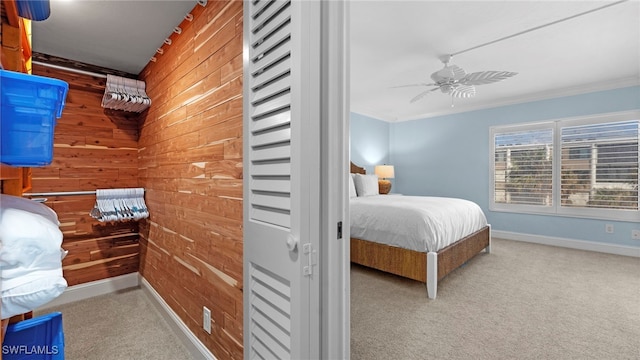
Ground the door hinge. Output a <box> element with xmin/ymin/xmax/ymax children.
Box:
<box><xmin>337</xmin><ymin>221</ymin><xmax>343</xmax><ymax>239</ymax></box>
<box><xmin>303</xmin><ymin>243</ymin><xmax>316</xmax><ymax>277</ymax></box>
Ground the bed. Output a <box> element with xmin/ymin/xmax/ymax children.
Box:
<box><xmin>349</xmin><ymin>162</ymin><xmax>491</xmax><ymax>299</ymax></box>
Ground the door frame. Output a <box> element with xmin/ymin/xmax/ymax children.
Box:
<box><xmin>319</xmin><ymin>0</ymin><xmax>350</xmax><ymax>359</ymax></box>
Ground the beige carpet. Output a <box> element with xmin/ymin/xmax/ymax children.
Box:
<box><xmin>351</xmin><ymin>238</ymin><xmax>640</xmax><ymax>360</ymax></box>
<box><xmin>36</xmin><ymin>288</ymin><xmax>192</xmax><ymax>360</ymax></box>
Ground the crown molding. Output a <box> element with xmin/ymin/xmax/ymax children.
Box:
<box><xmin>356</xmin><ymin>78</ymin><xmax>640</xmax><ymax>123</ymax></box>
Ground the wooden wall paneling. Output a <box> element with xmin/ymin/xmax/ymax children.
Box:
<box><xmin>1</xmin><ymin>19</ymin><xmax>22</xmax><ymax>71</ymax></box>
<box><xmin>29</xmin><ymin>63</ymin><xmax>141</xmax><ymax>286</ymax></box>
<box><xmin>137</xmin><ymin>1</ymin><xmax>244</xmax><ymax>358</ymax></box>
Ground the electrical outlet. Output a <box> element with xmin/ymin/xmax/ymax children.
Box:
<box><xmin>203</xmin><ymin>306</ymin><xmax>211</xmax><ymax>334</ymax></box>
<box><xmin>632</xmin><ymin>230</ymin><xmax>640</xmax><ymax>240</ymax></box>
<box><xmin>605</xmin><ymin>224</ymin><xmax>614</xmax><ymax>234</ymax></box>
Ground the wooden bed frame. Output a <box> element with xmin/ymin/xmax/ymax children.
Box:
<box><xmin>350</xmin><ymin>162</ymin><xmax>491</xmax><ymax>299</ymax></box>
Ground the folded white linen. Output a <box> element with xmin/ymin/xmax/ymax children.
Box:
<box><xmin>0</xmin><ymin>194</ymin><xmax>59</xmax><ymax>225</ymax></box>
<box><xmin>1</xmin><ymin>274</ymin><xmax>67</xmax><ymax>319</ymax></box>
<box><xmin>0</xmin><ymin>194</ymin><xmax>68</xmax><ymax>318</ymax></box>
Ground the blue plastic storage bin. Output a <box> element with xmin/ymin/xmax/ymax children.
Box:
<box><xmin>2</xmin><ymin>312</ymin><xmax>64</xmax><ymax>360</ymax></box>
<box><xmin>16</xmin><ymin>0</ymin><xmax>51</xmax><ymax>21</ymax></box>
<box><xmin>0</xmin><ymin>70</ymin><xmax>68</xmax><ymax>167</ymax></box>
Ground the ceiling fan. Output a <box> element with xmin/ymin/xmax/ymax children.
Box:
<box><xmin>397</xmin><ymin>55</ymin><xmax>518</xmax><ymax>103</ymax></box>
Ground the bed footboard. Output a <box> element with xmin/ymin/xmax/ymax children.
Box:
<box><xmin>351</xmin><ymin>225</ymin><xmax>491</xmax><ymax>298</ymax></box>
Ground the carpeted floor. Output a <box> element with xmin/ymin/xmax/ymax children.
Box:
<box><xmin>350</xmin><ymin>238</ymin><xmax>640</xmax><ymax>360</ymax></box>
<box><xmin>30</xmin><ymin>238</ymin><xmax>639</xmax><ymax>359</ymax></box>
<box><xmin>36</xmin><ymin>288</ymin><xmax>192</xmax><ymax>360</ymax></box>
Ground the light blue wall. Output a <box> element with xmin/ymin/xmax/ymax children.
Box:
<box><xmin>352</xmin><ymin>86</ymin><xmax>640</xmax><ymax>247</ymax></box>
<box><xmin>350</xmin><ymin>112</ymin><xmax>390</xmax><ymax>174</ymax></box>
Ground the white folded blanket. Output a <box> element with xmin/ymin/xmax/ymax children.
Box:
<box><xmin>1</xmin><ymin>194</ymin><xmax>68</xmax><ymax>319</ymax></box>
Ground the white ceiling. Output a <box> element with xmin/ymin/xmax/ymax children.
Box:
<box><xmin>350</xmin><ymin>0</ymin><xmax>640</xmax><ymax>121</ymax></box>
<box><xmin>29</xmin><ymin>1</ymin><xmax>639</xmax><ymax>121</ymax></box>
<box><xmin>32</xmin><ymin>0</ymin><xmax>198</xmax><ymax>75</ymax></box>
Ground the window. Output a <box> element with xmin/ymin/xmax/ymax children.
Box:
<box><xmin>490</xmin><ymin>111</ymin><xmax>639</xmax><ymax>221</ymax></box>
<box><xmin>493</xmin><ymin>127</ymin><xmax>553</xmax><ymax>207</ymax></box>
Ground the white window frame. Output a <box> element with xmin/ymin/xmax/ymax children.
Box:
<box><xmin>490</xmin><ymin>110</ymin><xmax>639</xmax><ymax>222</ymax></box>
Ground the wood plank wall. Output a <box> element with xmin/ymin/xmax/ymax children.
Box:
<box><xmin>30</xmin><ymin>64</ymin><xmax>141</xmax><ymax>286</ymax></box>
<box><xmin>137</xmin><ymin>0</ymin><xmax>243</xmax><ymax>358</ymax></box>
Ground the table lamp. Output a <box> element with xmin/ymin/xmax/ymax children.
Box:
<box><xmin>374</xmin><ymin>165</ymin><xmax>394</xmax><ymax>194</ymax></box>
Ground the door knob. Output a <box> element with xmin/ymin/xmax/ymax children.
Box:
<box><xmin>286</xmin><ymin>234</ymin><xmax>298</xmax><ymax>251</ymax></box>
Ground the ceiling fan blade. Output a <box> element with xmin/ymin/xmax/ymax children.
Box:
<box><xmin>391</xmin><ymin>82</ymin><xmax>437</xmax><ymax>88</ymax></box>
<box><xmin>430</xmin><ymin>64</ymin><xmax>466</xmax><ymax>83</ymax></box>
<box><xmin>450</xmin><ymin>85</ymin><xmax>476</xmax><ymax>98</ymax></box>
<box><xmin>460</xmin><ymin>71</ymin><xmax>518</xmax><ymax>86</ymax></box>
<box><xmin>409</xmin><ymin>87</ymin><xmax>439</xmax><ymax>103</ymax></box>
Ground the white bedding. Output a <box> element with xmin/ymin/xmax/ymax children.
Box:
<box><xmin>350</xmin><ymin>195</ymin><xmax>487</xmax><ymax>253</ymax></box>
<box><xmin>1</xmin><ymin>194</ymin><xmax>67</xmax><ymax>319</ymax></box>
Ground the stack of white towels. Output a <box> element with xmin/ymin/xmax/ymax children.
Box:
<box><xmin>0</xmin><ymin>194</ymin><xmax>67</xmax><ymax>319</ymax></box>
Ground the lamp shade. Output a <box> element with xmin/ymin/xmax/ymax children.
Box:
<box><xmin>374</xmin><ymin>165</ymin><xmax>395</xmax><ymax>179</ymax></box>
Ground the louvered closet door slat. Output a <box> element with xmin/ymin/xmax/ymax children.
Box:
<box><xmin>252</xmin><ymin>178</ymin><xmax>291</xmax><ymax>193</ymax></box>
<box><xmin>253</xmin><ymin>144</ymin><xmax>291</xmax><ymax>162</ymax></box>
<box><xmin>251</xmin><ymin>68</ymin><xmax>291</xmax><ymax>104</ymax></box>
<box><xmin>250</xmin><ymin>0</ymin><xmax>273</xmax><ymax>20</ymax></box>
<box><xmin>251</xmin><ymin>208</ymin><xmax>290</xmax><ymax>228</ymax></box>
<box><xmin>252</xmin><ymin>127</ymin><xmax>291</xmax><ymax>147</ymax></box>
<box><xmin>251</xmin><ymin>34</ymin><xmax>291</xmax><ymax>73</ymax></box>
<box><xmin>251</xmin><ymin>0</ymin><xmax>291</xmax><ymax>34</ymax></box>
<box><xmin>250</xmin><ymin>263</ymin><xmax>291</xmax><ymax>305</ymax></box>
<box><xmin>252</xmin><ymin>193</ymin><xmax>290</xmax><ymax>211</ymax></box>
<box><xmin>251</xmin><ymin>19</ymin><xmax>291</xmax><ymax>61</ymax></box>
<box><xmin>251</xmin><ymin>302</ymin><xmax>291</xmax><ymax>337</ymax></box>
<box><xmin>251</xmin><ymin>59</ymin><xmax>291</xmax><ymax>93</ymax></box>
<box><xmin>252</xmin><ymin>111</ymin><xmax>291</xmax><ymax>133</ymax></box>
<box><xmin>252</xmin><ymin>162</ymin><xmax>291</xmax><ymax>177</ymax></box>
<box><xmin>251</xmin><ymin>339</ymin><xmax>276</xmax><ymax>360</ymax></box>
<box><xmin>249</xmin><ymin>261</ymin><xmax>292</xmax><ymax>359</ymax></box>
<box><xmin>251</xmin><ymin>3</ymin><xmax>291</xmax><ymax>46</ymax></box>
<box><xmin>252</xmin><ymin>93</ymin><xmax>291</xmax><ymax>120</ymax></box>
<box><xmin>251</xmin><ymin>313</ymin><xmax>290</xmax><ymax>350</ymax></box>
<box><xmin>250</xmin><ymin>321</ymin><xmax>289</xmax><ymax>359</ymax></box>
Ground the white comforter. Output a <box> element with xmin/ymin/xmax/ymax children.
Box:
<box><xmin>350</xmin><ymin>195</ymin><xmax>487</xmax><ymax>253</ymax></box>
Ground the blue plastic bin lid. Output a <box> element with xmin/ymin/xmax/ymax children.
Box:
<box><xmin>0</xmin><ymin>69</ymin><xmax>69</xmax><ymax>118</ymax></box>
<box><xmin>2</xmin><ymin>312</ymin><xmax>64</xmax><ymax>360</ymax></box>
<box><xmin>16</xmin><ymin>0</ymin><xmax>51</xmax><ymax>21</ymax></box>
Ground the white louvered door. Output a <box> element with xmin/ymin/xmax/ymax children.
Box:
<box><xmin>243</xmin><ymin>1</ymin><xmax>321</xmax><ymax>359</ymax></box>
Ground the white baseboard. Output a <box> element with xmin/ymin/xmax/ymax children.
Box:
<box><xmin>140</xmin><ymin>276</ymin><xmax>217</xmax><ymax>360</ymax></box>
<box><xmin>43</xmin><ymin>272</ymin><xmax>140</xmax><ymax>308</ymax></box>
<box><xmin>492</xmin><ymin>230</ymin><xmax>640</xmax><ymax>258</ymax></box>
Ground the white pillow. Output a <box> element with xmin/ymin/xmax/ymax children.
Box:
<box><xmin>1</xmin><ymin>275</ymin><xmax>67</xmax><ymax>319</ymax></box>
<box><xmin>349</xmin><ymin>174</ymin><xmax>357</xmax><ymax>198</ymax></box>
<box><xmin>0</xmin><ymin>194</ymin><xmax>59</xmax><ymax>225</ymax></box>
<box><xmin>354</xmin><ymin>173</ymin><xmax>379</xmax><ymax>197</ymax></box>
<box><xmin>0</xmin><ymin>195</ymin><xmax>67</xmax><ymax>319</ymax></box>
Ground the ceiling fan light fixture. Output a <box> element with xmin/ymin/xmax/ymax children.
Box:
<box><xmin>440</xmin><ymin>85</ymin><xmax>453</xmax><ymax>94</ymax></box>
<box><xmin>397</xmin><ymin>55</ymin><xmax>517</xmax><ymax>103</ymax></box>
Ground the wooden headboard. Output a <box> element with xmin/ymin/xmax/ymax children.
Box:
<box><xmin>350</xmin><ymin>162</ymin><xmax>366</xmax><ymax>174</ymax></box>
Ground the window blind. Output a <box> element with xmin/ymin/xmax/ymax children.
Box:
<box><xmin>493</xmin><ymin>128</ymin><xmax>553</xmax><ymax>207</ymax></box>
<box><xmin>490</xmin><ymin>112</ymin><xmax>640</xmax><ymax>221</ymax></box>
<box><xmin>560</xmin><ymin>120</ymin><xmax>639</xmax><ymax>211</ymax></box>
